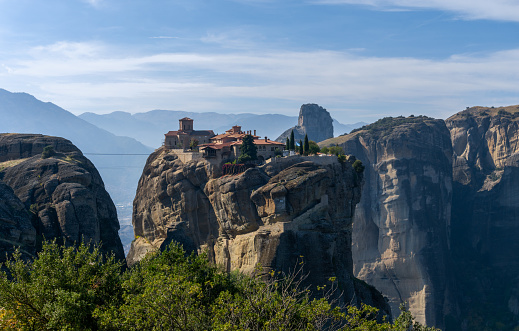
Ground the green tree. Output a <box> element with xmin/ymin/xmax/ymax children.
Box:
<box><xmin>299</xmin><ymin>139</ymin><xmax>303</xmax><ymax>155</ymax></box>
<box><xmin>353</xmin><ymin>159</ymin><xmax>365</xmax><ymax>173</ymax></box>
<box><xmin>237</xmin><ymin>134</ymin><xmax>257</xmax><ymax>163</ymax></box>
<box><xmin>304</xmin><ymin>134</ymin><xmax>310</xmax><ymax>155</ymax></box>
<box><xmin>0</xmin><ymin>240</ymin><xmax>123</xmax><ymax>330</ymax></box>
<box><xmin>189</xmin><ymin>138</ymin><xmax>199</xmax><ymax>151</ymax></box>
<box><xmin>308</xmin><ymin>141</ymin><xmax>320</xmax><ymax>155</ymax></box>
<box><xmin>286</xmin><ymin>137</ymin><xmax>290</xmax><ymax>151</ymax></box>
<box><xmin>321</xmin><ymin>146</ymin><xmax>329</xmax><ymax>154</ymax></box>
<box><xmin>99</xmin><ymin>243</ymin><xmax>233</xmax><ymax>330</ymax></box>
<box><xmin>289</xmin><ymin>130</ymin><xmax>295</xmax><ymax>151</ymax></box>
<box><xmin>329</xmin><ymin>145</ymin><xmax>344</xmax><ymax>156</ymax></box>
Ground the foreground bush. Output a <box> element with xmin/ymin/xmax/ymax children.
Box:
<box><xmin>0</xmin><ymin>241</ymin><xmax>439</xmax><ymax>330</ymax></box>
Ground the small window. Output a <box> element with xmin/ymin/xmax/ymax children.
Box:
<box><xmin>271</xmin><ymin>147</ymin><xmax>274</xmax><ymax>151</ymax></box>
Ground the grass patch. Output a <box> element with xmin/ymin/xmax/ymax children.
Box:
<box><xmin>0</xmin><ymin>159</ymin><xmax>27</xmax><ymax>172</ymax></box>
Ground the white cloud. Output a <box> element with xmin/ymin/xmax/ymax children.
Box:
<box><xmin>312</xmin><ymin>0</ymin><xmax>519</xmax><ymax>22</ymax></box>
<box><xmin>1</xmin><ymin>41</ymin><xmax>518</xmax><ymax>121</ymax></box>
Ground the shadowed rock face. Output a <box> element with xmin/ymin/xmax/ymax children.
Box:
<box><xmin>129</xmin><ymin>149</ymin><xmax>390</xmax><ymax>314</ymax></box>
<box><xmin>320</xmin><ymin>116</ymin><xmax>454</xmax><ymax>328</ymax></box>
<box><xmin>0</xmin><ymin>134</ymin><xmax>124</xmax><ymax>261</ymax></box>
<box><xmin>0</xmin><ymin>181</ymin><xmax>36</xmax><ymax>262</ymax></box>
<box><xmin>446</xmin><ymin>106</ymin><xmax>519</xmax><ymax>329</ymax></box>
<box><xmin>276</xmin><ymin>104</ymin><xmax>334</xmax><ymax>143</ymax></box>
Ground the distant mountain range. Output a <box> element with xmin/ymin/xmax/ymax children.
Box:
<box><xmin>0</xmin><ymin>88</ymin><xmax>366</xmax><ymax>254</ymax></box>
<box><xmin>79</xmin><ymin>110</ymin><xmax>366</xmax><ymax>149</ymax></box>
<box><xmin>0</xmin><ymin>89</ymin><xmax>152</xmax><ymax>253</ymax></box>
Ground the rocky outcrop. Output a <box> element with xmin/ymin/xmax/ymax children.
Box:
<box><xmin>129</xmin><ymin>148</ymin><xmax>390</xmax><ymax>314</ymax></box>
<box><xmin>320</xmin><ymin>116</ymin><xmax>454</xmax><ymax>328</ymax></box>
<box><xmin>0</xmin><ymin>134</ymin><xmax>124</xmax><ymax>261</ymax></box>
<box><xmin>0</xmin><ymin>181</ymin><xmax>36</xmax><ymax>262</ymax></box>
<box><xmin>276</xmin><ymin>104</ymin><xmax>333</xmax><ymax>143</ymax></box>
<box><xmin>446</xmin><ymin>106</ymin><xmax>519</xmax><ymax>330</ymax></box>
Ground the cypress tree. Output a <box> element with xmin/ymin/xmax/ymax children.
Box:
<box><xmin>289</xmin><ymin>130</ymin><xmax>295</xmax><ymax>151</ymax></box>
<box><xmin>304</xmin><ymin>134</ymin><xmax>309</xmax><ymax>155</ymax></box>
<box><xmin>286</xmin><ymin>137</ymin><xmax>290</xmax><ymax>151</ymax></box>
<box><xmin>238</xmin><ymin>134</ymin><xmax>258</xmax><ymax>163</ymax></box>
<box><xmin>299</xmin><ymin>139</ymin><xmax>303</xmax><ymax>155</ymax></box>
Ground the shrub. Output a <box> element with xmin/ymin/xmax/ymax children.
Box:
<box><xmin>41</xmin><ymin>145</ymin><xmax>55</xmax><ymax>159</ymax></box>
<box><xmin>353</xmin><ymin>159</ymin><xmax>365</xmax><ymax>173</ymax></box>
<box><xmin>0</xmin><ymin>240</ymin><xmax>123</xmax><ymax>330</ymax></box>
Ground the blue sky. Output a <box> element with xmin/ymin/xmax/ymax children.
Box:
<box><xmin>0</xmin><ymin>0</ymin><xmax>518</xmax><ymax>124</ymax></box>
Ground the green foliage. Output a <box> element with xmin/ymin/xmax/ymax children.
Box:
<box><xmin>299</xmin><ymin>139</ymin><xmax>304</xmax><ymax>155</ymax></box>
<box><xmin>308</xmin><ymin>141</ymin><xmax>320</xmax><ymax>155</ymax></box>
<box><xmin>41</xmin><ymin>145</ymin><xmax>55</xmax><ymax>159</ymax></box>
<box><xmin>189</xmin><ymin>139</ymin><xmax>199</xmax><ymax>151</ymax></box>
<box><xmin>98</xmin><ymin>243</ymin><xmax>233</xmax><ymax>330</ymax></box>
<box><xmin>274</xmin><ymin>147</ymin><xmax>283</xmax><ymax>157</ymax></box>
<box><xmin>352</xmin><ymin>159</ymin><xmax>365</xmax><ymax>173</ymax></box>
<box><xmin>337</xmin><ymin>154</ymin><xmax>346</xmax><ymax>164</ymax></box>
<box><xmin>304</xmin><ymin>134</ymin><xmax>310</xmax><ymax>155</ymax></box>
<box><xmin>289</xmin><ymin>130</ymin><xmax>295</xmax><ymax>151</ymax></box>
<box><xmin>320</xmin><ymin>146</ymin><xmax>329</xmax><ymax>154</ymax></box>
<box><xmin>286</xmin><ymin>137</ymin><xmax>290</xmax><ymax>151</ymax></box>
<box><xmin>238</xmin><ymin>134</ymin><xmax>257</xmax><ymax>163</ymax></box>
<box><xmin>0</xmin><ymin>239</ymin><xmax>123</xmax><ymax>330</ymax></box>
<box><xmin>0</xmin><ymin>241</ymin><xmax>438</xmax><ymax>331</ymax></box>
<box><xmin>326</xmin><ymin>145</ymin><xmax>344</xmax><ymax>156</ymax></box>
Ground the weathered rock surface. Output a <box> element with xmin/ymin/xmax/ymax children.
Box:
<box><xmin>0</xmin><ymin>134</ymin><xmax>124</xmax><ymax>261</ymax></box>
<box><xmin>276</xmin><ymin>104</ymin><xmax>333</xmax><ymax>143</ymax></box>
<box><xmin>0</xmin><ymin>181</ymin><xmax>36</xmax><ymax>262</ymax></box>
<box><xmin>446</xmin><ymin>106</ymin><xmax>519</xmax><ymax>329</ymax></box>
<box><xmin>129</xmin><ymin>148</ymin><xmax>390</xmax><ymax>314</ymax></box>
<box><xmin>320</xmin><ymin>116</ymin><xmax>454</xmax><ymax>328</ymax></box>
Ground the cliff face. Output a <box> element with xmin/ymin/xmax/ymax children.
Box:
<box><xmin>446</xmin><ymin>106</ymin><xmax>519</xmax><ymax>329</ymax></box>
<box><xmin>129</xmin><ymin>149</ymin><xmax>390</xmax><ymax>313</ymax></box>
<box><xmin>320</xmin><ymin>116</ymin><xmax>454</xmax><ymax>328</ymax></box>
<box><xmin>0</xmin><ymin>181</ymin><xmax>36</xmax><ymax>262</ymax></box>
<box><xmin>0</xmin><ymin>134</ymin><xmax>124</xmax><ymax>261</ymax></box>
<box><xmin>276</xmin><ymin>104</ymin><xmax>334</xmax><ymax>143</ymax></box>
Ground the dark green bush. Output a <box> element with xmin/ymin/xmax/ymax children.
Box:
<box><xmin>41</xmin><ymin>145</ymin><xmax>55</xmax><ymax>159</ymax></box>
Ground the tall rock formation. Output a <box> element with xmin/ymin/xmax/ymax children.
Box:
<box><xmin>276</xmin><ymin>104</ymin><xmax>333</xmax><ymax>143</ymax></box>
<box><xmin>0</xmin><ymin>134</ymin><xmax>125</xmax><ymax>261</ymax></box>
<box><xmin>129</xmin><ymin>148</ymin><xmax>390</xmax><ymax>314</ymax></box>
<box><xmin>320</xmin><ymin>116</ymin><xmax>454</xmax><ymax>328</ymax></box>
<box><xmin>446</xmin><ymin>106</ymin><xmax>519</xmax><ymax>330</ymax></box>
<box><xmin>0</xmin><ymin>181</ymin><xmax>36</xmax><ymax>262</ymax></box>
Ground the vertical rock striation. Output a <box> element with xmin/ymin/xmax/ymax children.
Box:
<box><xmin>129</xmin><ymin>149</ymin><xmax>390</xmax><ymax>314</ymax></box>
<box><xmin>0</xmin><ymin>134</ymin><xmax>124</xmax><ymax>261</ymax></box>
<box><xmin>320</xmin><ymin>116</ymin><xmax>454</xmax><ymax>328</ymax></box>
<box><xmin>446</xmin><ymin>106</ymin><xmax>519</xmax><ymax>329</ymax></box>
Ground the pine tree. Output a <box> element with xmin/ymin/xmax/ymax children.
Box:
<box><xmin>304</xmin><ymin>134</ymin><xmax>309</xmax><ymax>155</ymax></box>
<box><xmin>289</xmin><ymin>130</ymin><xmax>295</xmax><ymax>151</ymax></box>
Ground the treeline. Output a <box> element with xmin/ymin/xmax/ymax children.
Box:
<box><xmin>0</xmin><ymin>241</ymin><xmax>439</xmax><ymax>330</ymax></box>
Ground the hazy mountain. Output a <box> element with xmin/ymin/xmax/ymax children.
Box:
<box><xmin>333</xmin><ymin>119</ymin><xmax>368</xmax><ymax>136</ymax></box>
<box><xmin>0</xmin><ymin>89</ymin><xmax>152</xmax><ymax>253</ymax></box>
<box><xmin>79</xmin><ymin>109</ymin><xmax>364</xmax><ymax>148</ymax></box>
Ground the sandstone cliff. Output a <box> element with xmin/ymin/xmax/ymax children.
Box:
<box><xmin>0</xmin><ymin>134</ymin><xmax>125</xmax><ymax>260</ymax></box>
<box><xmin>276</xmin><ymin>104</ymin><xmax>333</xmax><ymax>143</ymax></box>
<box><xmin>320</xmin><ymin>116</ymin><xmax>454</xmax><ymax>328</ymax></box>
<box><xmin>129</xmin><ymin>148</ymin><xmax>390</xmax><ymax>313</ymax></box>
<box><xmin>446</xmin><ymin>106</ymin><xmax>519</xmax><ymax>329</ymax></box>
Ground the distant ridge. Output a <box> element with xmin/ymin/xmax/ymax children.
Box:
<box><xmin>79</xmin><ymin>109</ymin><xmax>364</xmax><ymax>148</ymax></box>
